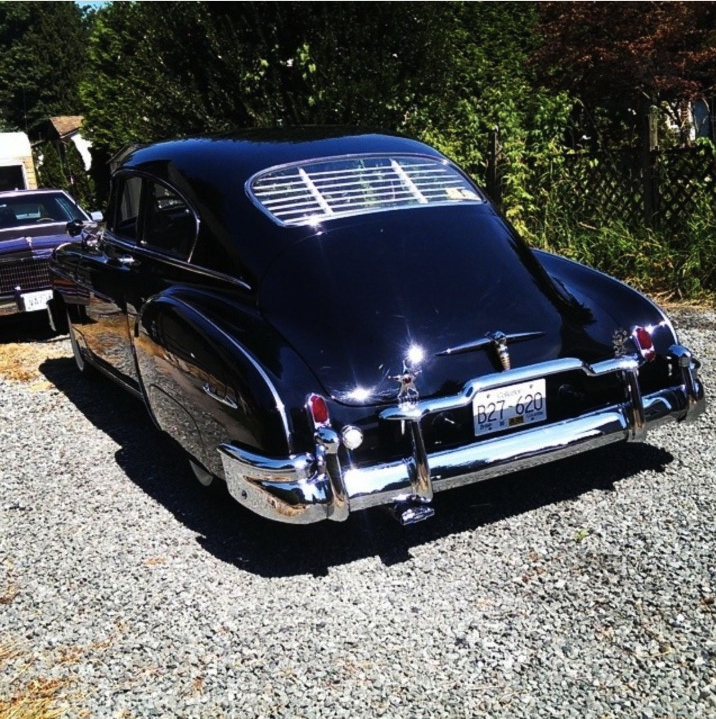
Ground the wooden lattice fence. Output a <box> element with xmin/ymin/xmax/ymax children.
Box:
<box><xmin>654</xmin><ymin>145</ymin><xmax>716</xmax><ymax>227</ymax></box>
<box><xmin>558</xmin><ymin>150</ymin><xmax>644</xmax><ymax>229</ymax></box>
<box><xmin>486</xmin><ymin>135</ymin><xmax>716</xmax><ymax>232</ymax></box>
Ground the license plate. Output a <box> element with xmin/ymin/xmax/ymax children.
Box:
<box><xmin>21</xmin><ymin>289</ymin><xmax>53</xmax><ymax>312</ymax></box>
<box><xmin>473</xmin><ymin>378</ymin><xmax>547</xmax><ymax>437</ymax></box>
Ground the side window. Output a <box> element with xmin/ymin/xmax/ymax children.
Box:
<box><xmin>109</xmin><ymin>176</ymin><xmax>142</xmax><ymax>240</ymax></box>
<box><xmin>142</xmin><ymin>181</ymin><xmax>197</xmax><ymax>260</ymax></box>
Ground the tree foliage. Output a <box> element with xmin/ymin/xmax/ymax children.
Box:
<box><xmin>81</xmin><ymin>2</ymin><xmax>477</xmax><ymax>144</ymax></box>
<box><xmin>535</xmin><ymin>1</ymin><xmax>716</xmax><ymax>104</ymax></box>
<box><xmin>33</xmin><ymin>140</ymin><xmax>96</xmax><ymax>209</ymax></box>
<box><xmin>0</xmin><ymin>1</ymin><xmax>89</xmax><ymax>135</ymax></box>
<box><xmin>533</xmin><ymin>2</ymin><xmax>716</xmax><ymax>146</ymax></box>
<box><xmin>80</xmin><ymin>0</ymin><xmax>572</xmax><ymax>227</ymax></box>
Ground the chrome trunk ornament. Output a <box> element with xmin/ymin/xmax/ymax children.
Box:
<box><xmin>394</xmin><ymin>367</ymin><xmax>420</xmax><ymax>404</ymax></box>
<box><xmin>488</xmin><ymin>331</ymin><xmax>511</xmax><ymax>371</ymax></box>
<box><xmin>393</xmin><ymin>350</ymin><xmax>423</xmax><ymax>405</ymax></box>
<box><xmin>436</xmin><ymin>330</ymin><xmax>544</xmax><ymax>368</ymax></box>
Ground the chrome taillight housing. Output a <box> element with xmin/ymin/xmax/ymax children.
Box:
<box><xmin>306</xmin><ymin>394</ymin><xmax>364</xmax><ymax>450</ymax></box>
<box><xmin>307</xmin><ymin>393</ymin><xmax>330</xmax><ymax>427</ymax></box>
<box><xmin>632</xmin><ymin>326</ymin><xmax>656</xmax><ymax>362</ymax></box>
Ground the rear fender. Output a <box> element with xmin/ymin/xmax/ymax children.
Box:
<box><xmin>134</xmin><ymin>293</ymin><xmax>308</xmax><ymax>479</ymax></box>
<box><xmin>536</xmin><ymin>250</ymin><xmax>679</xmax><ymax>353</ymax></box>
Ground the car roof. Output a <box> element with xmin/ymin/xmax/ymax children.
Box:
<box><xmin>118</xmin><ymin>127</ymin><xmax>445</xmax><ymax>181</ymax></box>
<box><xmin>114</xmin><ymin>128</ymin><xmax>461</xmax><ymax>283</ymax></box>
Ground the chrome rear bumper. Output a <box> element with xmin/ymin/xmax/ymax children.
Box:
<box><xmin>219</xmin><ymin>346</ymin><xmax>705</xmax><ymax>524</ymax></box>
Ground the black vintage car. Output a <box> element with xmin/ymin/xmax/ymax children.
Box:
<box><xmin>50</xmin><ymin>129</ymin><xmax>705</xmax><ymax>525</ymax></box>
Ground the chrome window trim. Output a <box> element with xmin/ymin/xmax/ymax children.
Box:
<box><xmin>101</xmin><ymin>232</ymin><xmax>253</xmax><ymax>293</ymax></box>
<box><xmin>109</xmin><ymin>170</ymin><xmax>201</xmax><ymax>263</ymax></box>
<box><xmin>246</xmin><ymin>153</ymin><xmax>484</xmax><ymax>227</ymax></box>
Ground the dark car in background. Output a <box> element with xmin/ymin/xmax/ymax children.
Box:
<box><xmin>49</xmin><ymin>129</ymin><xmax>705</xmax><ymax>525</ymax></box>
<box><xmin>0</xmin><ymin>188</ymin><xmax>99</xmax><ymax>324</ymax></box>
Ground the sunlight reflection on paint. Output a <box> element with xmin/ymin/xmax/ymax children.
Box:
<box><xmin>407</xmin><ymin>344</ymin><xmax>424</xmax><ymax>367</ymax></box>
<box><xmin>347</xmin><ymin>386</ymin><xmax>372</xmax><ymax>402</ymax></box>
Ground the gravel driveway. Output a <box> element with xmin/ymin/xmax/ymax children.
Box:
<box><xmin>1</xmin><ymin>309</ymin><xmax>714</xmax><ymax>719</ymax></box>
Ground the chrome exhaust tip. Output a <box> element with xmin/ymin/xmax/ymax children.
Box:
<box><xmin>391</xmin><ymin>502</ymin><xmax>435</xmax><ymax>526</ymax></box>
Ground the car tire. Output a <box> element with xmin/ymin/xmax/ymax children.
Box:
<box><xmin>189</xmin><ymin>459</ymin><xmax>220</xmax><ymax>489</ymax></box>
<box><xmin>47</xmin><ymin>296</ymin><xmax>68</xmax><ymax>335</ymax></box>
<box><xmin>67</xmin><ymin>313</ymin><xmax>95</xmax><ymax>377</ymax></box>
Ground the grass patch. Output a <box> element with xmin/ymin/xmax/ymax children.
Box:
<box><xmin>0</xmin><ymin>342</ymin><xmax>70</xmax><ymax>386</ymax></box>
<box><xmin>0</xmin><ymin>640</ymin><xmax>78</xmax><ymax>719</ymax></box>
<box><xmin>0</xmin><ymin>677</ymin><xmax>67</xmax><ymax>719</ymax></box>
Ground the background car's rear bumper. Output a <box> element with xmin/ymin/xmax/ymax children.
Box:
<box><xmin>0</xmin><ymin>296</ymin><xmax>21</xmax><ymax>315</ymax></box>
<box><xmin>219</xmin><ymin>346</ymin><xmax>705</xmax><ymax>524</ymax></box>
<box><xmin>0</xmin><ymin>290</ymin><xmax>52</xmax><ymax>316</ymax></box>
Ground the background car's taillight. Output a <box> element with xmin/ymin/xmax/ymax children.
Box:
<box><xmin>632</xmin><ymin>326</ymin><xmax>656</xmax><ymax>361</ymax></box>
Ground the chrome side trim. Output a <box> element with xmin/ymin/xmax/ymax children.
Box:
<box><xmin>103</xmin><ymin>233</ymin><xmax>252</xmax><ymax>293</ymax></box>
<box><xmin>202</xmin><ymin>382</ymin><xmax>238</xmax><ymax>409</ymax></box>
<box><xmin>168</xmin><ymin>297</ymin><xmax>293</xmax><ymax>450</ymax></box>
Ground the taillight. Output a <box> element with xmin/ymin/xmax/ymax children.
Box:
<box><xmin>632</xmin><ymin>326</ymin><xmax>656</xmax><ymax>362</ymax></box>
<box><xmin>307</xmin><ymin>393</ymin><xmax>330</xmax><ymax>426</ymax></box>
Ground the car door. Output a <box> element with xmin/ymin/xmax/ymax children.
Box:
<box><xmin>73</xmin><ymin>175</ymin><xmax>142</xmax><ymax>391</ymax></box>
<box><xmin>74</xmin><ymin>173</ymin><xmax>199</xmax><ymax>392</ymax></box>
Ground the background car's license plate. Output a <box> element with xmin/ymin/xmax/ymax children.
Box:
<box><xmin>22</xmin><ymin>289</ymin><xmax>53</xmax><ymax>312</ymax></box>
<box><xmin>473</xmin><ymin>378</ymin><xmax>547</xmax><ymax>437</ymax></box>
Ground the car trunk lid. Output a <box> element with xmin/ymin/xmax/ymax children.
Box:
<box><xmin>259</xmin><ymin>207</ymin><xmax>618</xmax><ymax>405</ymax></box>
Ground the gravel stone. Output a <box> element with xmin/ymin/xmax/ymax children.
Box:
<box><xmin>0</xmin><ymin>309</ymin><xmax>714</xmax><ymax>718</ymax></box>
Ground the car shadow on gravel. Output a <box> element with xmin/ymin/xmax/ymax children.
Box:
<box><xmin>41</xmin><ymin>356</ymin><xmax>675</xmax><ymax>578</ymax></box>
<box><xmin>0</xmin><ymin>312</ymin><xmax>57</xmax><ymax>342</ymax></box>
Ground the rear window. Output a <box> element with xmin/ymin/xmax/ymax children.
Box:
<box><xmin>248</xmin><ymin>154</ymin><xmax>483</xmax><ymax>227</ymax></box>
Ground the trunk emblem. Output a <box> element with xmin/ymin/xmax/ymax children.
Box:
<box><xmin>489</xmin><ymin>331</ymin><xmax>511</xmax><ymax>370</ymax></box>
<box><xmin>394</xmin><ymin>369</ymin><xmax>420</xmax><ymax>404</ymax></box>
<box><xmin>612</xmin><ymin>328</ymin><xmax>629</xmax><ymax>357</ymax></box>
<box><xmin>398</xmin><ymin>372</ymin><xmax>419</xmax><ymax>402</ymax></box>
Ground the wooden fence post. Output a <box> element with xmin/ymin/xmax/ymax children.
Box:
<box><xmin>642</xmin><ymin>105</ymin><xmax>659</xmax><ymax>226</ymax></box>
<box><xmin>486</xmin><ymin>126</ymin><xmax>502</xmax><ymax>208</ymax></box>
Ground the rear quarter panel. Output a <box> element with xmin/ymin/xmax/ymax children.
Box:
<box><xmin>536</xmin><ymin>249</ymin><xmax>679</xmax><ymax>351</ymax></box>
<box><xmin>133</xmin><ymin>288</ymin><xmax>320</xmax><ymax>479</ymax></box>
